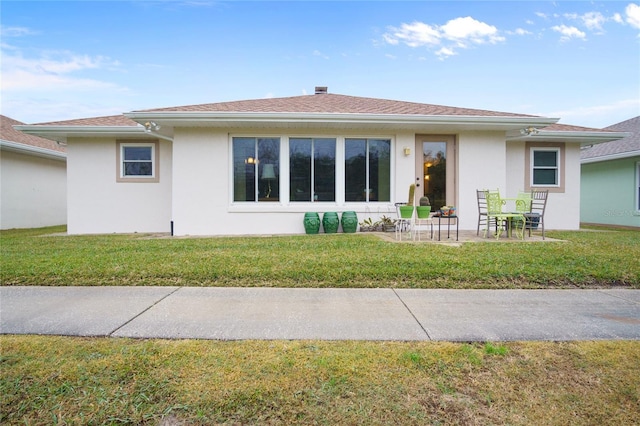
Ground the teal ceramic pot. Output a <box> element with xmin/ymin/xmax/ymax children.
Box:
<box><xmin>303</xmin><ymin>212</ymin><xmax>320</xmax><ymax>234</ymax></box>
<box><xmin>341</xmin><ymin>211</ymin><xmax>358</xmax><ymax>233</ymax></box>
<box><xmin>322</xmin><ymin>212</ymin><xmax>340</xmax><ymax>234</ymax></box>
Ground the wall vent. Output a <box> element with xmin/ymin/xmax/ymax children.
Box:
<box><xmin>315</xmin><ymin>86</ymin><xmax>328</xmax><ymax>95</ymax></box>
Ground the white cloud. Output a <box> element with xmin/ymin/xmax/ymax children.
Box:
<box><xmin>0</xmin><ymin>26</ymin><xmax>37</xmax><ymax>37</ymax></box>
<box><xmin>382</xmin><ymin>21</ymin><xmax>440</xmax><ymax>47</ymax></box>
<box><xmin>546</xmin><ymin>98</ymin><xmax>640</xmax><ymax>128</ymax></box>
<box><xmin>385</xmin><ymin>54</ymin><xmax>397</xmax><ymax>59</ymax></box>
<box><xmin>312</xmin><ymin>50</ymin><xmax>329</xmax><ymax>60</ymax></box>
<box><xmin>626</xmin><ymin>3</ymin><xmax>640</xmax><ymax>29</ymax></box>
<box><xmin>551</xmin><ymin>25</ymin><xmax>586</xmax><ymax>41</ymax></box>
<box><xmin>508</xmin><ymin>28</ymin><xmax>532</xmax><ymax>36</ymax></box>
<box><xmin>581</xmin><ymin>12</ymin><xmax>607</xmax><ymax>31</ymax></box>
<box><xmin>382</xmin><ymin>16</ymin><xmax>503</xmax><ymax>59</ymax></box>
<box><xmin>1</xmin><ymin>49</ymin><xmax>123</xmax><ymax>92</ymax></box>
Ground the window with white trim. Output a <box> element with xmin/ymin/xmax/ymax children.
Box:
<box><xmin>289</xmin><ymin>138</ymin><xmax>336</xmax><ymax>202</ymax></box>
<box><xmin>117</xmin><ymin>141</ymin><xmax>159</xmax><ymax>182</ymax></box>
<box><xmin>345</xmin><ymin>138</ymin><xmax>391</xmax><ymax>202</ymax></box>
<box><xmin>233</xmin><ymin>137</ymin><xmax>280</xmax><ymax>202</ymax></box>
<box><xmin>531</xmin><ymin>148</ymin><xmax>560</xmax><ymax>186</ymax></box>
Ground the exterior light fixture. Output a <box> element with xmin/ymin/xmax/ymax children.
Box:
<box><xmin>144</xmin><ymin>121</ymin><xmax>160</xmax><ymax>133</ymax></box>
<box><xmin>520</xmin><ymin>126</ymin><xmax>539</xmax><ymax>136</ymax></box>
<box><xmin>403</xmin><ymin>147</ymin><xmax>411</xmax><ymax>156</ymax></box>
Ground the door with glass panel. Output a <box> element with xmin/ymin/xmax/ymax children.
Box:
<box><xmin>415</xmin><ymin>135</ymin><xmax>455</xmax><ymax>210</ymax></box>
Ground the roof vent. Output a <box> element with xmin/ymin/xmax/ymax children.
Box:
<box><xmin>315</xmin><ymin>86</ymin><xmax>328</xmax><ymax>95</ymax></box>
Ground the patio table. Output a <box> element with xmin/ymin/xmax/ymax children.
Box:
<box><xmin>433</xmin><ymin>214</ymin><xmax>458</xmax><ymax>241</ymax></box>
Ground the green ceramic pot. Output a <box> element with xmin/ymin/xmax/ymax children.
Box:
<box><xmin>399</xmin><ymin>205</ymin><xmax>415</xmax><ymax>219</ymax></box>
<box><xmin>416</xmin><ymin>206</ymin><xmax>431</xmax><ymax>218</ymax></box>
<box><xmin>341</xmin><ymin>211</ymin><xmax>358</xmax><ymax>233</ymax></box>
<box><xmin>322</xmin><ymin>212</ymin><xmax>340</xmax><ymax>233</ymax></box>
<box><xmin>303</xmin><ymin>212</ymin><xmax>320</xmax><ymax>234</ymax></box>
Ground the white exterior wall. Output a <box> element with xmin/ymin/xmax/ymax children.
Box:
<box><xmin>457</xmin><ymin>131</ymin><xmax>506</xmax><ymax>230</ymax></box>
<box><xmin>546</xmin><ymin>143</ymin><xmax>581</xmax><ymax>230</ymax></box>
<box><xmin>66</xmin><ymin>138</ymin><xmax>172</xmax><ymax>234</ymax></box>
<box><xmin>0</xmin><ymin>150</ymin><xmax>66</xmax><ymax>229</ymax></box>
<box><xmin>171</xmin><ymin>128</ymin><xmax>413</xmax><ymax>236</ymax></box>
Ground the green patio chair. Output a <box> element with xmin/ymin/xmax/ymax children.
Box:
<box><xmin>483</xmin><ymin>190</ymin><xmax>526</xmax><ymax>240</ymax></box>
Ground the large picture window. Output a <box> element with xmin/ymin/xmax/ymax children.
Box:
<box><xmin>531</xmin><ymin>148</ymin><xmax>560</xmax><ymax>186</ymax></box>
<box><xmin>117</xmin><ymin>141</ymin><xmax>159</xmax><ymax>182</ymax></box>
<box><xmin>233</xmin><ymin>137</ymin><xmax>280</xmax><ymax>202</ymax></box>
<box><xmin>289</xmin><ymin>138</ymin><xmax>336</xmax><ymax>202</ymax></box>
<box><xmin>345</xmin><ymin>138</ymin><xmax>391</xmax><ymax>202</ymax></box>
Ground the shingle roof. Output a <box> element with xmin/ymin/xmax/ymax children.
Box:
<box><xmin>581</xmin><ymin>116</ymin><xmax>640</xmax><ymax>160</ymax></box>
<box><xmin>136</xmin><ymin>93</ymin><xmax>541</xmax><ymax>118</ymax></box>
<box><xmin>1</xmin><ymin>115</ymin><xmax>66</xmax><ymax>153</ymax></box>
<box><xmin>34</xmin><ymin>114</ymin><xmax>140</xmax><ymax>127</ymax></box>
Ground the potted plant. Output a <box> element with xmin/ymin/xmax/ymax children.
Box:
<box><xmin>380</xmin><ymin>215</ymin><xmax>397</xmax><ymax>232</ymax></box>
<box><xmin>398</xmin><ymin>184</ymin><xmax>416</xmax><ymax>218</ymax></box>
<box><xmin>417</xmin><ymin>196</ymin><xmax>431</xmax><ymax>219</ymax></box>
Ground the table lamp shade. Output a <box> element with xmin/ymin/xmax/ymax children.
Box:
<box><xmin>261</xmin><ymin>164</ymin><xmax>276</xmax><ymax>179</ymax></box>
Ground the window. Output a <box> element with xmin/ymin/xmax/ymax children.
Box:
<box><xmin>345</xmin><ymin>138</ymin><xmax>391</xmax><ymax>202</ymax></box>
<box><xmin>289</xmin><ymin>138</ymin><xmax>336</xmax><ymax>202</ymax></box>
<box><xmin>117</xmin><ymin>141</ymin><xmax>159</xmax><ymax>182</ymax></box>
<box><xmin>233</xmin><ymin>137</ymin><xmax>280</xmax><ymax>202</ymax></box>
<box><xmin>531</xmin><ymin>148</ymin><xmax>560</xmax><ymax>186</ymax></box>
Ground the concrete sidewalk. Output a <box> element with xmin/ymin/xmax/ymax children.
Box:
<box><xmin>1</xmin><ymin>286</ymin><xmax>639</xmax><ymax>341</ymax></box>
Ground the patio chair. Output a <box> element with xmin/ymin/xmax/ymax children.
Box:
<box><xmin>483</xmin><ymin>190</ymin><xmax>525</xmax><ymax>240</ymax></box>
<box><xmin>525</xmin><ymin>189</ymin><xmax>549</xmax><ymax>240</ymax></box>
<box><xmin>476</xmin><ymin>189</ymin><xmax>498</xmax><ymax>235</ymax></box>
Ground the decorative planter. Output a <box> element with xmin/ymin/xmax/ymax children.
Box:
<box><xmin>341</xmin><ymin>211</ymin><xmax>358</xmax><ymax>233</ymax></box>
<box><xmin>303</xmin><ymin>212</ymin><xmax>320</xmax><ymax>234</ymax></box>
<box><xmin>416</xmin><ymin>206</ymin><xmax>432</xmax><ymax>218</ymax></box>
<box><xmin>322</xmin><ymin>212</ymin><xmax>340</xmax><ymax>234</ymax></box>
<box><xmin>399</xmin><ymin>205</ymin><xmax>415</xmax><ymax>219</ymax></box>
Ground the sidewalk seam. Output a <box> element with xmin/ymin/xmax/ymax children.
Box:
<box><xmin>108</xmin><ymin>287</ymin><xmax>182</xmax><ymax>337</ymax></box>
<box><xmin>596</xmin><ymin>289</ymin><xmax>640</xmax><ymax>305</ymax></box>
<box><xmin>392</xmin><ymin>289</ymin><xmax>432</xmax><ymax>340</ymax></box>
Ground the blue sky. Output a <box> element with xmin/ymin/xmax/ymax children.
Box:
<box><xmin>1</xmin><ymin>1</ymin><xmax>639</xmax><ymax>128</ymax></box>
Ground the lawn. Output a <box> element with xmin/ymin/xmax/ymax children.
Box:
<box><xmin>1</xmin><ymin>226</ymin><xmax>638</xmax><ymax>288</ymax></box>
<box><xmin>2</xmin><ymin>226</ymin><xmax>639</xmax><ymax>424</ymax></box>
<box><xmin>1</xmin><ymin>336</ymin><xmax>638</xmax><ymax>425</ymax></box>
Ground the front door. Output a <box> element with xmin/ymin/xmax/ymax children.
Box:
<box><xmin>415</xmin><ymin>135</ymin><xmax>456</xmax><ymax>210</ymax></box>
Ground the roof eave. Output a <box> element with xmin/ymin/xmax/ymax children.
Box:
<box><xmin>507</xmin><ymin>130</ymin><xmax>629</xmax><ymax>145</ymax></box>
<box><xmin>13</xmin><ymin>125</ymin><xmax>151</xmax><ymax>144</ymax></box>
<box><xmin>581</xmin><ymin>149</ymin><xmax>640</xmax><ymax>164</ymax></box>
<box><xmin>124</xmin><ymin>111</ymin><xmax>558</xmax><ymax>131</ymax></box>
<box><xmin>0</xmin><ymin>140</ymin><xmax>66</xmax><ymax>160</ymax></box>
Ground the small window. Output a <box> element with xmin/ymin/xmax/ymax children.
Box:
<box><xmin>117</xmin><ymin>141</ymin><xmax>159</xmax><ymax>182</ymax></box>
<box><xmin>531</xmin><ymin>148</ymin><xmax>560</xmax><ymax>186</ymax></box>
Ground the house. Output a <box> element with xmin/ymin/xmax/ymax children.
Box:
<box><xmin>1</xmin><ymin>115</ymin><xmax>67</xmax><ymax>230</ymax></box>
<box><xmin>580</xmin><ymin>116</ymin><xmax>640</xmax><ymax>228</ymax></box>
<box><xmin>15</xmin><ymin>88</ymin><xmax>626</xmax><ymax>236</ymax></box>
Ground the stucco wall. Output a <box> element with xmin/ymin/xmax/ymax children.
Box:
<box><xmin>0</xmin><ymin>150</ymin><xmax>67</xmax><ymax>229</ymax></box>
<box><xmin>581</xmin><ymin>156</ymin><xmax>640</xmax><ymax>227</ymax></box>
<box><xmin>66</xmin><ymin>138</ymin><xmax>172</xmax><ymax>234</ymax></box>
<box><xmin>170</xmin><ymin>128</ymin><xmax>414</xmax><ymax>236</ymax></box>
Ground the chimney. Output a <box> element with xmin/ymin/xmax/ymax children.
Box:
<box><xmin>314</xmin><ymin>86</ymin><xmax>328</xmax><ymax>95</ymax></box>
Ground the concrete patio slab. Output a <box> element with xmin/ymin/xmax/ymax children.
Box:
<box><xmin>397</xmin><ymin>289</ymin><xmax>640</xmax><ymax>341</ymax></box>
<box><xmin>0</xmin><ymin>286</ymin><xmax>178</xmax><ymax>336</ymax></box>
<box><xmin>113</xmin><ymin>287</ymin><xmax>428</xmax><ymax>340</ymax></box>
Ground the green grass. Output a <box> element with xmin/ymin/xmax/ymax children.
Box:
<box><xmin>1</xmin><ymin>336</ymin><xmax>638</xmax><ymax>425</ymax></box>
<box><xmin>1</xmin><ymin>226</ymin><xmax>638</xmax><ymax>288</ymax></box>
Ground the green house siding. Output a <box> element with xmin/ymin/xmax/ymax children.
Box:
<box><xmin>581</xmin><ymin>157</ymin><xmax>640</xmax><ymax>227</ymax></box>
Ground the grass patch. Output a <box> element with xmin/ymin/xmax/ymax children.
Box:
<box><xmin>1</xmin><ymin>336</ymin><xmax>638</xmax><ymax>425</ymax></box>
<box><xmin>1</xmin><ymin>226</ymin><xmax>638</xmax><ymax>288</ymax></box>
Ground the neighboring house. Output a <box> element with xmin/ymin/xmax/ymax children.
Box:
<box><xmin>580</xmin><ymin>116</ymin><xmax>640</xmax><ymax>228</ymax></box>
<box><xmin>1</xmin><ymin>115</ymin><xmax>67</xmax><ymax>230</ymax></box>
<box><xmin>15</xmin><ymin>88</ymin><xmax>625</xmax><ymax>236</ymax></box>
